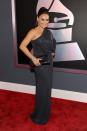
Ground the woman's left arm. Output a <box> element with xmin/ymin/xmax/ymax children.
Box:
<box><xmin>51</xmin><ymin>37</ymin><xmax>56</xmax><ymax>57</ymax></box>
<box><xmin>48</xmin><ymin>29</ymin><xmax>56</xmax><ymax>57</ymax></box>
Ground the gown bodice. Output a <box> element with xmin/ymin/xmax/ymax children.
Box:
<box><xmin>31</xmin><ymin>27</ymin><xmax>56</xmax><ymax>57</ymax></box>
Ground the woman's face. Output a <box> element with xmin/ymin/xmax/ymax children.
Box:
<box><xmin>37</xmin><ymin>14</ymin><xmax>49</xmax><ymax>28</ymax></box>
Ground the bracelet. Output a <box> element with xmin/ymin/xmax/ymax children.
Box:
<box><xmin>31</xmin><ymin>57</ymin><xmax>36</xmax><ymax>62</ymax></box>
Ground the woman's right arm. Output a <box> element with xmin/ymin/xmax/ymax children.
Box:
<box><xmin>19</xmin><ymin>29</ymin><xmax>42</xmax><ymax>66</ymax></box>
<box><xmin>19</xmin><ymin>29</ymin><xmax>35</xmax><ymax>60</ymax></box>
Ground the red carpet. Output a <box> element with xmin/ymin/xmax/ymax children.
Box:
<box><xmin>0</xmin><ymin>89</ymin><xmax>87</xmax><ymax>131</ymax></box>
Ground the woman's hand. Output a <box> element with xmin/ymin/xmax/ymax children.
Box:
<box><xmin>51</xmin><ymin>52</ymin><xmax>55</xmax><ymax>57</ymax></box>
<box><xmin>33</xmin><ymin>58</ymin><xmax>42</xmax><ymax>66</ymax></box>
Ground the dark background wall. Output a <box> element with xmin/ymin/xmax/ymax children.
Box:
<box><xmin>0</xmin><ymin>0</ymin><xmax>87</xmax><ymax>93</ymax></box>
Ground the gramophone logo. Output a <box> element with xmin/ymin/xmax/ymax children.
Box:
<box><xmin>36</xmin><ymin>0</ymin><xmax>85</xmax><ymax>62</ymax></box>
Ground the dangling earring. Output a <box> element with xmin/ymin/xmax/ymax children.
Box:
<box><xmin>35</xmin><ymin>21</ymin><xmax>38</xmax><ymax>26</ymax></box>
<box><xmin>35</xmin><ymin>19</ymin><xmax>39</xmax><ymax>27</ymax></box>
<box><xmin>37</xmin><ymin>16</ymin><xmax>40</xmax><ymax>26</ymax></box>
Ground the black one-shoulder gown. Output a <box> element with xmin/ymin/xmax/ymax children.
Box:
<box><xmin>30</xmin><ymin>27</ymin><xmax>56</xmax><ymax>125</ymax></box>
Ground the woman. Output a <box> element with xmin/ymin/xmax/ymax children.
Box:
<box><xmin>19</xmin><ymin>7</ymin><xmax>56</xmax><ymax>125</ymax></box>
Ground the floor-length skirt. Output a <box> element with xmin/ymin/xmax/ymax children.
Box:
<box><xmin>30</xmin><ymin>54</ymin><xmax>53</xmax><ymax>125</ymax></box>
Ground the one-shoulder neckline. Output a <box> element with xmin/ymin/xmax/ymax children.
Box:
<box><xmin>31</xmin><ymin>28</ymin><xmax>46</xmax><ymax>42</ymax></box>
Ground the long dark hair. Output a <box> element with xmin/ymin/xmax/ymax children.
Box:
<box><xmin>35</xmin><ymin>7</ymin><xmax>49</xmax><ymax>26</ymax></box>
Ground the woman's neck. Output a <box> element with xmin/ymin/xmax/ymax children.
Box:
<box><xmin>36</xmin><ymin>25</ymin><xmax>45</xmax><ymax>32</ymax></box>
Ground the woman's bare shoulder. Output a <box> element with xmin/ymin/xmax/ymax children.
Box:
<box><xmin>26</xmin><ymin>28</ymin><xmax>37</xmax><ymax>40</ymax></box>
<box><xmin>28</xmin><ymin>28</ymin><xmax>36</xmax><ymax>35</ymax></box>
